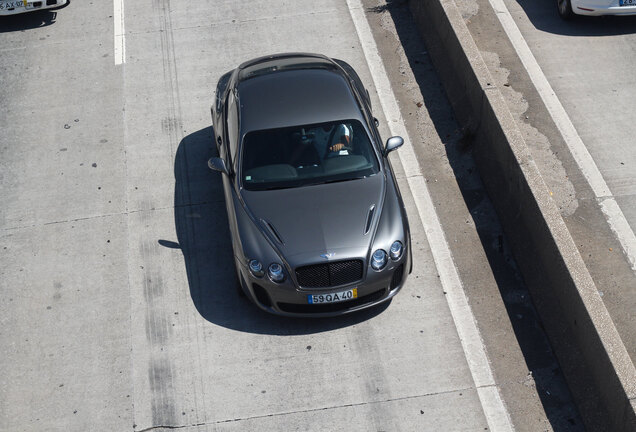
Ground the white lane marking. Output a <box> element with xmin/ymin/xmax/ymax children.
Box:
<box><xmin>114</xmin><ymin>0</ymin><xmax>126</xmax><ymax>65</ymax></box>
<box><xmin>488</xmin><ymin>0</ymin><xmax>636</xmax><ymax>272</ymax></box>
<box><xmin>346</xmin><ymin>1</ymin><xmax>514</xmax><ymax>431</ymax></box>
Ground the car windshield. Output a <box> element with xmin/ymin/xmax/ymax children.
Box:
<box><xmin>241</xmin><ymin>119</ymin><xmax>379</xmax><ymax>191</ymax></box>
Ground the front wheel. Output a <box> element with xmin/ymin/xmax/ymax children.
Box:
<box><xmin>557</xmin><ymin>0</ymin><xmax>574</xmax><ymax>19</ymax></box>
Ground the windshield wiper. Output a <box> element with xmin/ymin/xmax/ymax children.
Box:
<box><xmin>322</xmin><ymin>176</ymin><xmax>366</xmax><ymax>184</ymax></box>
<box><xmin>302</xmin><ymin>177</ymin><xmax>366</xmax><ymax>187</ymax></box>
<box><xmin>260</xmin><ymin>177</ymin><xmax>366</xmax><ymax>190</ymax></box>
<box><xmin>261</xmin><ymin>185</ymin><xmax>293</xmax><ymax>191</ymax></box>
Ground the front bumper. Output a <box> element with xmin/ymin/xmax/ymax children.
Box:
<box><xmin>236</xmin><ymin>250</ymin><xmax>411</xmax><ymax>318</ymax></box>
<box><xmin>0</xmin><ymin>0</ymin><xmax>67</xmax><ymax>15</ymax></box>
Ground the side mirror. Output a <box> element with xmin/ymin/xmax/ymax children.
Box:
<box><xmin>384</xmin><ymin>136</ymin><xmax>404</xmax><ymax>156</ymax></box>
<box><xmin>208</xmin><ymin>157</ymin><xmax>230</xmax><ymax>175</ymax></box>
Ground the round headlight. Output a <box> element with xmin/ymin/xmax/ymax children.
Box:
<box><xmin>268</xmin><ymin>263</ymin><xmax>285</xmax><ymax>283</ymax></box>
<box><xmin>389</xmin><ymin>241</ymin><xmax>403</xmax><ymax>261</ymax></box>
<box><xmin>249</xmin><ymin>259</ymin><xmax>264</xmax><ymax>277</ymax></box>
<box><xmin>371</xmin><ymin>249</ymin><xmax>388</xmax><ymax>271</ymax></box>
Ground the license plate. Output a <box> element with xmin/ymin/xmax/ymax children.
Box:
<box><xmin>0</xmin><ymin>1</ymin><xmax>27</xmax><ymax>10</ymax></box>
<box><xmin>308</xmin><ymin>288</ymin><xmax>357</xmax><ymax>304</ymax></box>
<box><xmin>620</xmin><ymin>0</ymin><xmax>636</xmax><ymax>6</ymax></box>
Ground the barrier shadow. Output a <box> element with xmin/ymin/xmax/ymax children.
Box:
<box><xmin>172</xmin><ymin>126</ymin><xmax>387</xmax><ymax>336</ymax></box>
<box><xmin>369</xmin><ymin>0</ymin><xmax>584</xmax><ymax>430</ymax></box>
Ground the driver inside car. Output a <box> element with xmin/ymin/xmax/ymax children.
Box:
<box><xmin>327</xmin><ymin>123</ymin><xmax>352</xmax><ymax>154</ymax></box>
<box><xmin>290</xmin><ymin>122</ymin><xmax>353</xmax><ymax>168</ymax></box>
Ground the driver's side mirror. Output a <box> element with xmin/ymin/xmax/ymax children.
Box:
<box><xmin>208</xmin><ymin>157</ymin><xmax>230</xmax><ymax>175</ymax></box>
<box><xmin>384</xmin><ymin>136</ymin><xmax>404</xmax><ymax>156</ymax></box>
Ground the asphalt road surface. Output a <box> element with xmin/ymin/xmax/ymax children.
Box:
<box><xmin>0</xmin><ymin>1</ymin><xmax>582</xmax><ymax>431</ymax></box>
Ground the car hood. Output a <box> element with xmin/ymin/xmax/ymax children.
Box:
<box><xmin>240</xmin><ymin>174</ymin><xmax>384</xmax><ymax>263</ymax></box>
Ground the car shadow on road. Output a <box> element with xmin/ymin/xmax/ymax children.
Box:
<box><xmin>0</xmin><ymin>3</ymin><xmax>69</xmax><ymax>33</ymax></box>
<box><xmin>172</xmin><ymin>126</ymin><xmax>388</xmax><ymax>336</ymax></box>
<box><xmin>513</xmin><ymin>0</ymin><xmax>636</xmax><ymax>35</ymax></box>
<box><xmin>369</xmin><ymin>1</ymin><xmax>585</xmax><ymax>430</ymax></box>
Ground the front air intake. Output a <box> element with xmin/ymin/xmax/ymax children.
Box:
<box><xmin>390</xmin><ymin>264</ymin><xmax>404</xmax><ymax>290</ymax></box>
<box><xmin>261</xmin><ymin>219</ymin><xmax>284</xmax><ymax>244</ymax></box>
<box><xmin>364</xmin><ymin>205</ymin><xmax>375</xmax><ymax>234</ymax></box>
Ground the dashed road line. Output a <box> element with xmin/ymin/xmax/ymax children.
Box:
<box><xmin>345</xmin><ymin>1</ymin><xmax>514</xmax><ymax>431</ymax></box>
<box><xmin>114</xmin><ymin>0</ymin><xmax>126</xmax><ymax>65</ymax></box>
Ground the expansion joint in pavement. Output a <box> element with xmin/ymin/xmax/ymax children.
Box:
<box><xmin>137</xmin><ymin>424</ymin><xmax>206</xmax><ymax>432</ymax></box>
<box><xmin>160</xmin><ymin>388</ymin><xmax>476</xmax><ymax>427</ymax></box>
<box><xmin>1</xmin><ymin>212</ymin><xmax>124</xmax><ymax>232</ymax></box>
<box><xmin>0</xmin><ymin>201</ymin><xmax>227</xmax><ymax>232</ymax></box>
<box><xmin>405</xmin><ymin>173</ymin><xmax>424</xmax><ymax>180</ymax></box>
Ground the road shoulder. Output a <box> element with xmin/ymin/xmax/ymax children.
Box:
<box><xmin>361</xmin><ymin>0</ymin><xmax>585</xmax><ymax>430</ymax></box>
<box><xmin>405</xmin><ymin>0</ymin><xmax>636</xmax><ymax>429</ymax></box>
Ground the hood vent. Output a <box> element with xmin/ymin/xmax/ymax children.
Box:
<box><xmin>364</xmin><ymin>205</ymin><xmax>376</xmax><ymax>235</ymax></box>
<box><xmin>261</xmin><ymin>219</ymin><xmax>284</xmax><ymax>244</ymax></box>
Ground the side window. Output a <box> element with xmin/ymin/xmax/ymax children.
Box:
<box><xmin>226</xmin><ymin>92</ymin><xmax>239</xmax><ymax>165</ymax></box>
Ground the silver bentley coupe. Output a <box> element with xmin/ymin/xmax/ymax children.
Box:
<box><xmin>209</xmin><ymin>53</ymin><xmax>411</xmax><ymax>317</ymax></box>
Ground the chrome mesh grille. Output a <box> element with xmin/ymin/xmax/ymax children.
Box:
<box><xmin>295</xmin><ymin>260</ymin><xmax>363</xmax><ymax>288</ymax></box>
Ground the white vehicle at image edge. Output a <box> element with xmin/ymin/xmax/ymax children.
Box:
<box><xmin>0</xmin><ymin>0</ymin><xmax>67</xmax><ymax>15</ymax></box>
<box><xmin>558</xmin><ymin>0</ymin><xmax>636</xmax><ymax>18</ymax></box>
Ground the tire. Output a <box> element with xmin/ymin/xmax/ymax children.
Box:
<box><xmin>52</xmin><ymin>0</ymin><xmax>70</xmax><ymax>10</ymax></box>
<box><xmin>557</xmin><ymin>0</ymin><xmax>574</xmax><ymax>19</ymax></box>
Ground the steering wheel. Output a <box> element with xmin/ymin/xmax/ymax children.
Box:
<box><xmin>325</xmin><ymin>145</ymin><xmax>354</xmax><ymax>159</ymax></box>
<box><xmin>324</xmin><ymin>124</ymin><xmax>354</xmax><ymax>158</ymax></box>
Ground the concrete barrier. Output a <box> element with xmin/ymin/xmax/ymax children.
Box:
<box><xmin>407</xmin><ymin>0</ymin><xmax>636</xmax><ymax>429</ymax></box>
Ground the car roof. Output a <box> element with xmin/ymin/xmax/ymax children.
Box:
<box><xmin>236</xmin><ymin>55</ymin><xmax>365</xmax><ymax>135</ymax></box>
